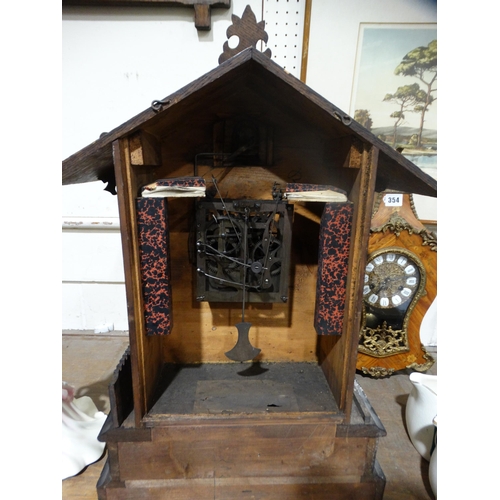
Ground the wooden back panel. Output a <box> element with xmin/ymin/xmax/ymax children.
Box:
<box><xmin>160</xmin><ymin>166</ymin><xmax>321</xmax><ymax>364</ymax></box>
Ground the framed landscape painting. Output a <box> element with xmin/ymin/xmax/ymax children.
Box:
<box><xmin>350</xmin><ymin>23</ymin><xmax>437</xmax><ymax>180</ymax></box>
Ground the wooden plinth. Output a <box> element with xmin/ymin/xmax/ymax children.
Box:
<box><xmin>97</xmin><ymin>361</ymin><xmax>386</xmax><ymax>499</ymax></box>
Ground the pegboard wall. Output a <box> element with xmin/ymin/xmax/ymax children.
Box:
<box><xmin>262</xmin><ymin>0</ymin><xmax>306</xmax><ymax>79</ymax></box>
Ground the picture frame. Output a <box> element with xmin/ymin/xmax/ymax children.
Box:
<box><xmin>350</xmin><ymin>23</ymin><xmax>437</xmax><ymax>180</ymax></box>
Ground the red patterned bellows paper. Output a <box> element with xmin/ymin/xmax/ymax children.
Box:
<box><xmin>136</xmin><ymin>197</ymin><xmax>173</xmax><ymax>335</ymax></box>
<box><xmin>314</xmin><ymin>202</ymin><xmax>353</xmax><ymax>336</ymax></box>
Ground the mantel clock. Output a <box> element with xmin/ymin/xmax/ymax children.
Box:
<box><xmin>357</xmin><ymin>192</ymin><xmax>436</xmax><ymax>378</ymax></box>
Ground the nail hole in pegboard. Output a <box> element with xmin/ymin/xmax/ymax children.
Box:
<box><xmin>262</xmin><ymin>0</ymin><xmax>306</xmax><ymax>77</ymax></box>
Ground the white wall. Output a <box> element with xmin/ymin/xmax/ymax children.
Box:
<box><xmin>62</xmin><ymin>0</ymin><xmax>263</xmax><ymax>331</ymax></box>
<box><xmin>62</xmin><ymin>0</ymin><xmax>437</xmax><ymax>342</ymax></box>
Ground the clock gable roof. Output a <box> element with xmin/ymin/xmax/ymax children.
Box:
<box><xmin>62</xmin><ymin>47</ymin><xmax>436</xmax><ymax>198</ymax></box>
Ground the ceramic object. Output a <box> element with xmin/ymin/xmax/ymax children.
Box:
<box><xmin>62</xmin><ymin>382</ymin><xmax>107</xmax><ymax>480</ymax></box>
<box><xmin>429</xmin><ymin>415</ymin><xmax>437</xmax><ymax>497</ymax></box>
<box><xmin>420</xmin><ymin>295</ymin><xmax>437</xmax><ymax>346</ymax></box>
<box><xmin>405</xmin><ymin>372</ymin><xmax>437</xmax><ymax>461</ymax></box>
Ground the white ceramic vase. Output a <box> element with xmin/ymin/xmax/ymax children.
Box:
<box><xmin>62</xmin><ymin>382</ymin><xmax>107</xmax><ymax>480</ymax></box>
<box><xmin>429</xmin><ymin>415</ymin><xmax>437</xmax><ymax>497</ymax></box>
<box><xmin>405</xmin><ymin>372</ymin><xmax>437</xmax><ymax>461</ymax></box>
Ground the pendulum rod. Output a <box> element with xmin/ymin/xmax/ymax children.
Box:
<box><xmin>225</xmin><ymin>206</ymin><xmax>261</xmax><ymax>362</ymax></box>
<box><xmin>241</xmin><ymin>207</ymin><xmax>249</xmax><ymax>322</ymax></box>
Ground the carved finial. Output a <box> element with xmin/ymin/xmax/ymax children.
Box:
<box><xmin>218</xmin><ymin>5</ymin><xmax>272</xmax><ymax>64</ymax></box>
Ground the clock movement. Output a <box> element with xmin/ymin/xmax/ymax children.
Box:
<box><xmin>194</xmin><ymin>183</ymin><xmax>294</xmax><ymax>361</ymax></box>
<box><xmin>195</xmin><ymin>194</ymin><xmax>293</xmax><ymax>304</ymax></box>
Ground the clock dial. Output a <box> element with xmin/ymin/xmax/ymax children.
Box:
<box><xmin>363</xmin><ymin>250</ymin><xmax>421</xmax><ymax>309</ymax></box>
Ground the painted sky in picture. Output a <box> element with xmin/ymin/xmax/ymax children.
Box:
<box><xmin>351</xmin><ymin>24</ymin><xmax>437</xmax><ymax>132</ymax></box>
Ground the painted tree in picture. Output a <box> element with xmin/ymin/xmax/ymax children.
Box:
<box><xmin>394</xmin><ymin>40</ymin><xmax>437</xmax><ymax>148</ymax></box>
<box><xmin>350</xmin><ymin>27</ymin><xmax>437</xmax><ymax>216</ymax></box>
<box><xmin>353</xmin><ymin>109</ymin><xmax>373</xmax><ymax>131</ymax></box>
<box><xmin>352</xmin><ymin>27</ymin><xmax>438</xmax><ymax>169</ymax></box>
<box><xmin>383</xmin><ymin>83</ymin><xmax>427</xmax><ymax>147</ymax></box>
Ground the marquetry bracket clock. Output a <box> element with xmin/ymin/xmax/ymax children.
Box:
<box><xmin>356</xmin><ymin>192</ymin><xmax>437</xmax><ymax>378</ymax></box>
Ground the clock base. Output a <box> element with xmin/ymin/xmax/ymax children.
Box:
<box><xmin>97</xmin><ymin>459</ymin><xmax>386</xmax><ymax>499</ymax></box>
<box><xmin>97</xmin><ymin>357</ymin><xmax>387</xmax><ymax>499</ymax></box>
<box><xmin>357</xmin><ymin>347</ymin><xmax>435</xmax><ymax>378</ymax></box>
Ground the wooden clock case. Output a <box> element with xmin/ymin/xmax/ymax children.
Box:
<box><xmin>357</xmin><ymin>193</ymin><xmax>437</xmax><ymax>377</ymax></box>
<box><xmin>63</xmin><ymin>41</ymin><xmax>437</xmax><ymax>499</ymax></box>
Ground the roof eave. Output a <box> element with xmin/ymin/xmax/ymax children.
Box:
<box><xmin>62</xmin><ymin>47</ymin><xmax>437</xmax><ymax>198</ymax></box>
